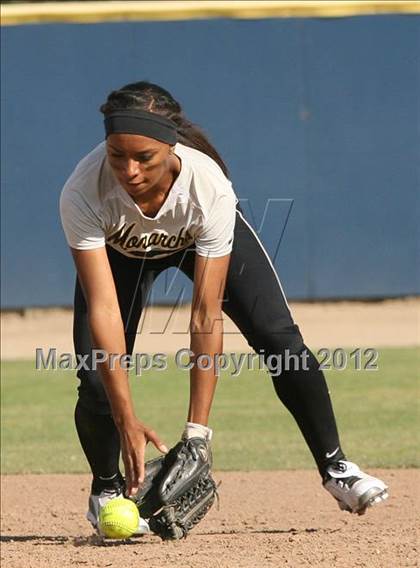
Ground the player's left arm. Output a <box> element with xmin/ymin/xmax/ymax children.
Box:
<box><xmin>188</xmin><ymin>252</ymin><xmax>230</xmax><ymax>425</ymax></box>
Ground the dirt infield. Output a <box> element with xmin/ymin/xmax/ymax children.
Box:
<box><xmin>2</xmin><ymin>298</ymin><xmax>419</xmax><ymax>360</ymax></box>
<box><xmin>1</xmin><ymin>470</ymin><xmax>418</xmax><ymax>568</ymax></box>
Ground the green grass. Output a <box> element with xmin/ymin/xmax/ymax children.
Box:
<box><xmin>1</xmin><ymin>347</ymin><xmax>419</xmax><ymax>473</ymax></box>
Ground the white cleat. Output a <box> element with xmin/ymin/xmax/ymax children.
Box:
<box><xmin>87</xmin><ymin>488</ymin><xmax>151</xmax><ymax>536</ymax></box>
<box><xmin>323</xmin><ymin>460</ymin><xmax>388</xmax><ymax>515</ymax></box>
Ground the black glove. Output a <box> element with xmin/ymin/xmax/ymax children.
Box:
<box><xmin>134</xmin><ymin>437</ymin><xmax>217</xmax><ymax>540</ymax></box>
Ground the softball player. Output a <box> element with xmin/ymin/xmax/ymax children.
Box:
<box><xmin>60</xmin><ymin>81</ymin><xmax>388</xmax><ymax>532</ymax></box>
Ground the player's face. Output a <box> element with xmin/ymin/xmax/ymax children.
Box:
<box><xmin>106</xmin><ymin>134</ymin><xmax>175</xmax><ymax>199</ymax></box>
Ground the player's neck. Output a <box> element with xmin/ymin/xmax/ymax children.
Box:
<box><xmin>133</xmin><ymin>154</ymin><xmax>181</xmax><ymax>216</ymax></box>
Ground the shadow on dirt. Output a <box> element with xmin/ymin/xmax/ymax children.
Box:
<box><xmin>1</xmin><ymin>526</ymin><xmax>342</xmax><ymax>546</ymax></box>
<box><xmin>0</xmin><ymin>534</ymin><xmax>148</xmax><ymax>546</ymax></box>
<box><xmin>0</xmin><ymin>535</ymin><xmax>70</xmax><ymax>544</ymax></box>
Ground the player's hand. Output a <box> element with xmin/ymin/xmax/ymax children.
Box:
<box><xmin>117</xmin><ymin>416</ymin><xmax>168</xmax><ymax>496</ymax></box>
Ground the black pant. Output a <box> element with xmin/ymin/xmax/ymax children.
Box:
<box><xmin>73</xmin><ymin>209</ymin><xmax>344</xmax><ymax>480</ymax></box>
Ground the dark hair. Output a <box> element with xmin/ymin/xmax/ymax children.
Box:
<box><xmin>100</xmin><ymin>81</ymin><xmax>229</xmax><ymax>178</ymax></box>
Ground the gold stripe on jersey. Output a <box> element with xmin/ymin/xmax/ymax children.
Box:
<box><xmin>2</xmin><ymin>1</ymin><xmax>420</xmax><ymax>27</ymax></box>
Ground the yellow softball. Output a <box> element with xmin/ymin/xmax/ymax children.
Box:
<box><xmin>99</xmin><ymin>498</ymin><xmax>140</xmax><ymax>539</ymax></box>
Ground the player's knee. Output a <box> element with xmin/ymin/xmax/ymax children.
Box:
<box><xmin>76</xmin><ymin>370</ymin><xmax>112</xmax><ymax>414</ymax></box>
<box><xmin>245</xmin><ymin>323</ymin><xmax>304</xmax><ymax>356</ymax></box>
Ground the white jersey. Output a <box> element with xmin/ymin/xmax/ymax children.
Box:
<box><xmin>60</xmin><ymin>142</ymin><xmax>238</xmax><ymax>260</ymax></box>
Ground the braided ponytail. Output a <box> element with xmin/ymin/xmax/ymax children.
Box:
<box><xmin>100</xmin><ymin>81</ymin><xmax>229</xmax><ymax>178</ymax></box>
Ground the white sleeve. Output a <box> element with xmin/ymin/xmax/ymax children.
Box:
<box><xmin>59</xmin><ymin>188</ymin><xmax>105</xmax><ymax>250</ymax></box>
<box><xmin>195</xmin><ymin>191</ymin><xmax>237</xmax><ymax>258</ymax></box>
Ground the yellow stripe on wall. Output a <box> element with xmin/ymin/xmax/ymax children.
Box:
<box><xmin>2</xmin><ymin>1</ymin><xmax>420</xmax><ymax>27</ymax></box>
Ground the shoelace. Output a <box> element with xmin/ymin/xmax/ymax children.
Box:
<box><xmin>332</xmin><ymin>461</ymin><xmax>348</xmax><ymax>474</ymax></box>
<box><xmin>331</xmin><ymin>461</ymin><xmax>360</xmax><ymax>489</ymax></box>
<box><xmin>327</xmin><ymin>462</ymin><xmax>361</xmax><ymax>488</ymax></box>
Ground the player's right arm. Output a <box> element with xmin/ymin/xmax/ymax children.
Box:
<box><xmin>71</xmin><ymin>247</ymin><xmax>168</xmax><ymax>495</ymax></box>
<box><xmin>71</xmin><ymin>247</ymin><xmax>132</xmax><ymax>419</ymax></box>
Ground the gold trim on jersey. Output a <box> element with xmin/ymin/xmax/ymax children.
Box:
<box><xmin>2</xmin><ymin>1</ymin><xmax>420</xmax><ymax>27</ymax></box>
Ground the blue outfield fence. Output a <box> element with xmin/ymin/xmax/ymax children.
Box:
<box><xmin>1</xmin><ymin>15</ymin><xmax>419</xmax><ymax>307</ymax></box>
